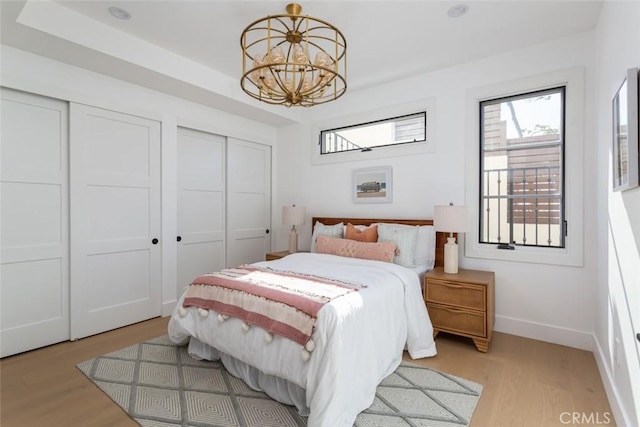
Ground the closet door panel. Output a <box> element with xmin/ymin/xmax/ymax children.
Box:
<box><xmin>227</xmin><ymin>138</ymin><xmax>271</xmax><ymax>267</ymax></box>
<box><xmin>2</xmin><ymin>181</ymin><xmax>62</xmax><ymax>247</ymax></box>
<box><xmin>1</xmin><ymin>95</ymin><xmax>63</xmax><ymax>171</ymax></box>
<box><xmin>177</xmin><ymin>127</ymin><xmax>225</xmax><ymax>295</ymax></box>
<box><xmin>0</xmin><ymin>88</ymin><xmax>69</xmax><ymax>357</ymax></box>
<box><xmin>2</xmin><ymin>259</ymin><xmax>64</xmax><ymax>328</ymax></box>
<box><xmin>70</xmin><ymin>103</ymin><xmax>161</xmax><ymax>340</ymax></box>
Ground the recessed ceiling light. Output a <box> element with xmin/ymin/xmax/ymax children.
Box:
<box><xmin>447</xmin><ymin>4</ymin><xmax>469</xmax><ymax>18</ymax></box>
<box><xmin>108</xmin><ymin>6</ymin><xmax>131</xmax><ymax>20</ymax></box>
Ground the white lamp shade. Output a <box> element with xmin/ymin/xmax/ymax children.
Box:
<box><xmin>433</xmin><ymin>205</ymin><xmax>467</xmax><ymax>233</ymax></box>
<box><xmin>282</xmin><ymin>205</ymin><xmax>306</xmax><ymax>226</ymax></box>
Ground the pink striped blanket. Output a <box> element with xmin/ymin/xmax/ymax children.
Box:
<box><xmin>182</xmin><ymin>266</ymin><xmax>365</xmax><ymax>347</ymax></box>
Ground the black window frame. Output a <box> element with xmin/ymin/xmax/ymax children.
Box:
<box><xmin>478</xmin><ymin>86</ymin><xmax>567</xmax><ymax>249</ymax></box>
<box><xmin>319</xmin><ymin>111</ymin><xmax>426</xmax><ymax>155</ymax></box>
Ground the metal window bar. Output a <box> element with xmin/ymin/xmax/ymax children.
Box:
<box><xmin>323</xmin><ymin>132</ymin><xmax>363</xmax><ymax>153</ymax></box>
<box><xmin>547</xmin><ymin>166</ymin><xmax>552</xmax><ymax>245</ymax></box>
<box><xmin>534</xmin><ymin>167</ymin><xmax>538</xmax><ymax>244</ymax></box>
<box><xmin>524</xmin><ymin>171</ymin><xmax>537</xmax><ymax>245</ymax></box>
<box><xmin>490</xmin><ymin>170</ymin><xmax>494</xmax><ymax>242</ymax></box>
<box><xmin>482</xmin><ymin>165</ymin><xmax>563</xmax><ymax>248</ymax></box>
<box><xmin>508</xmin><ymin>170</ymin><xmax>513</xmax><ymax>243</ymax></box>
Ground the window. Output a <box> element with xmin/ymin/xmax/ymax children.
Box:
<box><xmin>465</xmin><ymin>67</ymin><xmax>583</xmax><ymax>266</ymax></box>
<box><xmin>311</xmin><ymin>97</ymin><xmax>436</xmax><ymax>166</ymax></box>
<box><xmin>320</xmin><ymin>111</ymin><xmax>426</xmax><ymax>154</ymax></box>
<box><xmin>479</xmin><ymin>87</ymin><xmax>565</xmax><ymax>248</ymax></box>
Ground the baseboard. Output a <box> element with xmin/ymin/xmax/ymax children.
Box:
<box><xmin>592</xmin><ymin>336</ymin><xmax>633</xmax><ymax>427</ymax></box>
<box><xmin>162</xmin><ymin>300</ymin><xmax>177</xmax><ymax>317</ymax></box>
<box><xmin>494</xmin><ymin>315</ymin><xmax>593</xmax><ymax>350</ymax></box>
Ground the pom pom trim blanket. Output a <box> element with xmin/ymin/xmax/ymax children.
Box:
<box><xmin>182</xmin><ymin>266</ymin><xmax>365</xmax><ymax>348</ymax></box>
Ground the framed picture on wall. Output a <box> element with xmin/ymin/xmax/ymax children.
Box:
<box><xmin>612</xmin><ymin>67</ymin><xmax>639</xmax><ymax>192</ymax></box>
<box><xmin>352</xmin><ymin>166</ymin><xmax>392</xmax><ymax>203</ymax></box>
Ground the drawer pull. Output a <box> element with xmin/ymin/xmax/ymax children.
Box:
<box><xmin>437</xmin><ymin>282</ymin><xmax>467</xmax><ymax>289</ymax></box>
<box><xmin>440</xmin><ymin>306</ymin><xmax>473</xmax><ymax>314</ymax></box>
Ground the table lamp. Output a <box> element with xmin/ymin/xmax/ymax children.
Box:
<box><xmin>433</xmin><ymin>203</ymin><xmax>468</xmax><ymax>274</ymax></box>
<box><xmin>282</xmin><ymin>204</ymin><xmax>306</xmax><ymax>253</ymax></box>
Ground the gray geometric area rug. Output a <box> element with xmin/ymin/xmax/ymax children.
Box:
<box><xmin>77</xmin><ymin>335</ymin><xmax>483</xmax><ymax>427</ymax></box>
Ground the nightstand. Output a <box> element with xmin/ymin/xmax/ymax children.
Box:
<box><xmin>424</xmin><ymin>267</ymin><xmax>495</xmax><ymax>352</ymax></box>
<box><xmin>265</xmin><ymin>250</ymin><xmax>291</xmax><ymax>261</ymax></box>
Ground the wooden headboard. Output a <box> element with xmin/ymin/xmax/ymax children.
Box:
<box><xmin>312</xmin><ymin>217</ymin><xmax>452</xmax><ymax>268</ymax></box>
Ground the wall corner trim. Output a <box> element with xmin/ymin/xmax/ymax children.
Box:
<box><xmin>592</xmin><ymin>336</ymin><xmax>633</xmax><ymax>427</ymax></box>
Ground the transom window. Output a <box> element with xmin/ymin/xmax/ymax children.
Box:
<box><xmin>320</xmin><ymin>111</ymin><xmax>426</xmax><ymax>154</ymax></box>
<box><xmin>479</xmin><ymin>87</ymin><xmax>566</xmax><ymax>248</ymax></box>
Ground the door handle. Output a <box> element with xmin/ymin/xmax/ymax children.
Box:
<box><xmin>152</xmin><ymin>238</ymin><xmax>159</xmax><ymax>245</ymax></box>
<box><xmin>266</xmin><ymin>229</ymin><xmax>270</xmax><ymax>234</ymax></box>
<box><xmin>637</xmin><ymin>333</ymin><xmax>640</xmax><ymax>343</ymax></box>
<box><xmin>177</xmin><ymin>236</ymin><xmax>182</xmax><ymax>242</ymax></box>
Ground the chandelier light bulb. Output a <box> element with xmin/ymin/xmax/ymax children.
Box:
<box><xmin>268</xmin><ymin>45</ymin><xmax>285</xmax><ymax>65</ymax></box>
<box><xmin>301</xmin><ymin>76</ymin><xmax>314</xmax><ymax>93</ymax></box>
<box><xmin>313</xmin><ymin>51</ymin><xmax>331</xmax><ymax>68</ymax></box>
<box><xmin>250</xmin><ymin>54</ymin><xmax>266</xmax><ymax>85</ymax></box>
<box><xmin>250</xmin><ymin>69</ymin><xmax>262</xmax><ymax>86</ymax></box>
<box><xmin>293</xmin><ymin>44</ymin><xmax>309</xmax><ymax>65</ymax></box>
<box><xmin>283</xmin><ymin>78</ymin><xmax>295</xmax><ymax>93</ymax></box>
<box><xmin>263</xmin><ymin>73</ymin><xmax>276</xmax><ymax>90</ymax></box>
<box><xmin>253</xmin><ymin>54</ymin><xmax>266</xmax><ymax>67</ymax></box>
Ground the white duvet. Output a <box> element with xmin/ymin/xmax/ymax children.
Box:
<box><xmin>168</xmin><ymin>252</ymin><xmax>437</xmax><ymax>426</ymax></box>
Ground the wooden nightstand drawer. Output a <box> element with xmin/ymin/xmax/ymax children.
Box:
<box><xmin>427</xmin><ymin>302</ymin><xmax>486</xmax><ymax>337</ymax></box>
<box><xmin>426</xmin><ymin>279</ymin><xmax>486</xmax><ymax>311</ymax></box>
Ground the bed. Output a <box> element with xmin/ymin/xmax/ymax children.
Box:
<box><xmin>168</xmin><ymin>217</ymin><xmax>448</xmax><ymax>426</ymax></box>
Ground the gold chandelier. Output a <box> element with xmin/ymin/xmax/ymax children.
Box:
<box><xmin>240</xmin><ymin>3</ymin><xmax>347</xmax><ymax>107</ymax></box>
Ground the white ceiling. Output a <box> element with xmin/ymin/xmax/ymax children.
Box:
<box><xmin>0</xmin><ymin>0</ymin><xmax>603</xmax><ymax>125</ymax></box>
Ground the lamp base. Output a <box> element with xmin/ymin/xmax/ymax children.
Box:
<box><xmin>443</xmin><ymin>236</ymin><xmax>459</xmax><ymax>274</ymax></box>
<box><xmin>288</xmin><ymin>226</ymin><xmax>298</xmax><ymax>253</ymax></box>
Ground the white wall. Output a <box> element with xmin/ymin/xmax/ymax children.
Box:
<box><xmin>593</xmin><ymin>2</ymin><xmax>640</xmax><ymax>426</ymax></box>
<box><xmin>0</xmin><ymin>45</ymin><xmax>279</xmax><ymax>316</ymax></box>
<box><xmin>276</xmin><ymin>32</ymin><xmax>597</xmax><ymax>351</ymax></box>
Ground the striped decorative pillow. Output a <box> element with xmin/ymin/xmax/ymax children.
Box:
<box><xmin>377</xmin><ymin>223</ymin><xmax>418</xmax><ymax>267</ymax></box>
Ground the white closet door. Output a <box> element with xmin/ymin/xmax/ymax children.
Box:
<box><xmin>227</xmin><ymin>138</ymin><xmax>271</xmax><ymax>267</ymax></box>
<box><xmin>70</xmin><ymin>104</ymin><xmax>161</xmax><ymax>340</ymax></box>
<box><xmin>177</xmin><ymin>127</ymin><xmax>225</xmax><ymax>296</ymax></box>
<box><xmin>0</xmin><ymin>88</ymin><xmax>69</xmax><ymax>357</ymax></box>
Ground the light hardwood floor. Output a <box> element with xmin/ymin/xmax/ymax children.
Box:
<box><xmin>1</xmin><ymin>317</ymin><xmax>613</xmax><ymax>427</ymax></box>
<box><xmin>405</xmin><ymin>333</ymin><xmax>614</xmax><ymax>426</ymax></box>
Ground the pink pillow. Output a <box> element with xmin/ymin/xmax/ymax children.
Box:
<box><xmin>315</xmin><ymin>235</ymin><xmax>397</xmax><ymax>263</ymax></box>
<box><xmin>345</xmin><ymin>223</ymin><xmax>378</xmax><ymax>242</ymax></box>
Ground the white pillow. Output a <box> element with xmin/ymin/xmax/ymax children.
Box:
<box><xmin>377</xmin><ymin>223</ymin><xmax>418</xmax><ymax>267</ymax></box>
<box><xmin>415</xmin><ymin>225</ymin><xmax>436</xmax><ymax>270</ymax></box>
<box><xmin>374</xmin><ymin>223</ymin><xmax>435</xmax><ymax>269</ymax></box>
<box><xmin>311</xmin><ymin>221</ymin><xmax>344</xmax><ymax>252</ymax></box>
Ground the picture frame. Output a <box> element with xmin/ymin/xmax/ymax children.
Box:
<box><xmin>612</xmin><ymin>67</ymin><xmax>639</xmax><ymax>192</ymax></box>
<box><xmin>352</xmin><ymin>166</ymin><xmax>392</xmax><ymax>203</ymax></box>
